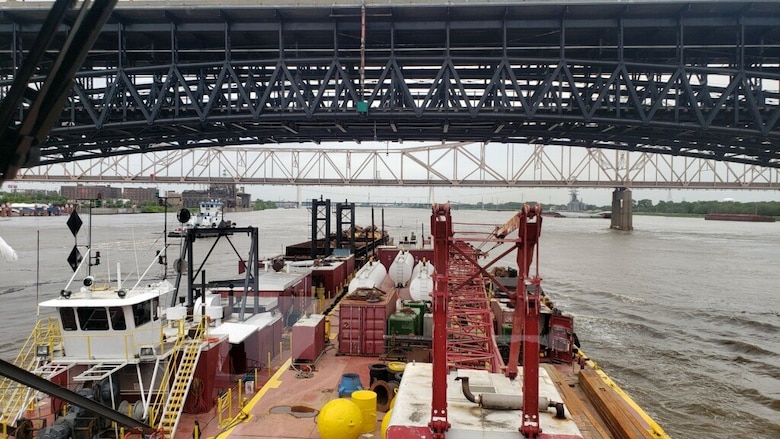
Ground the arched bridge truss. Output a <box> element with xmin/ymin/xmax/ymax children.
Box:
<box><xmin>1</xmin><ymin>1</ymin><xmax>779</xmax><ymax>176</ymax></box>
<box><xmin>17</xmin><ymin>143</ymin><xmax>780</xmax><ymax>191</ymax></box>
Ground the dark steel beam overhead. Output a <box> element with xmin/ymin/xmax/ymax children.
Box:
<box><xmin>0</xmin><ymin>0</ymin><xmax>779</xmax><ymax>185</ymax></box>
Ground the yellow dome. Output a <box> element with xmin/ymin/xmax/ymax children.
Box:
<box><xmin>387</xmin><ymin>361</ymin><xmax>406</xmax><ymax>373</ymax></box>
<box><xmin>317</xmin><ymin>398</ymin><xmax>363</xmax><ymax>439</ymax></box>
<box><xmin>381</xmin><ymin>408</ymin><xmax>393</xmax><ymax>439</ymax></box>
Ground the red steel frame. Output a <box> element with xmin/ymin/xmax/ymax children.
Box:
<box><xmin>428</xmin><ymin>203</ymin><xmax>544</xmax><ymax>438</ymax></box>
<box><xmin>429</xmin><ymin>204</ymin><xmax>452</xmax><ymax>438</ymax></box>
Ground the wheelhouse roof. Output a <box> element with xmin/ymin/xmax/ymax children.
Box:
<box><xmin>39</xmin><ymin>283</ymin><xmax>171</xmax><ymax>308</ymax></box>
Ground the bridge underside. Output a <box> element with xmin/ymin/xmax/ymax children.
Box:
<box><xmin>1</xmin><ymin>1</ymin><xmax>779</xmax><ymax>183</ymax></box>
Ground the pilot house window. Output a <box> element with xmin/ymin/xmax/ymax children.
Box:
<box><xmin>77</xmin><ymin>307</ymin><xmax>109</xmax><ymax>331</ymax></box>
<box><xmin>62</xmin><ymin>307</ymin><xmax>127</xmax><ymax>331</ymax></box>
<box><xmin>110</xmin><ymin>306</ymin><xmax>126</xmax><ymax>330</ymax></box>
<box><xmin>132</xmin><ymin>300</ymin><xmax>152</xmax><ymax>327</ymax></box>
<box><xmin>59</xmin><ymin>308</ymin><xmax>78</xmax><ymax>331</ymax></box>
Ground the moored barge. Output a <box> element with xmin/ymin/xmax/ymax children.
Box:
<box><xmin>704</xmin><ymin>213</ymin><xmax>776</xmax><ymax>222</ymax></box>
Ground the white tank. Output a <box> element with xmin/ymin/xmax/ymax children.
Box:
<box><xmin>389</xmin><ymin>251</ymin><xmax>414</xmax><ymax>287</ymax></box>
<box><xmin>348</xmin><ymin>260</ymin><xmax>387</xmax><ymax>293</ymax></box>
<box><xmin>409</xmin><ymin>260</ymin><xmax>435</xmax><ymax>301</ymax></box>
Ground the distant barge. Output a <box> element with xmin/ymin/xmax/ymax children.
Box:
<box><xmin>704</xmin><ymin>213</ymin><xmax>776</xmax><ymax>222</ymax></box>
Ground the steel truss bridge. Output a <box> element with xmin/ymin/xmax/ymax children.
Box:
<box><xmin>1</xmin><ymin>0</ymin><xmax>780</xmax><ymax>186</ymax></box>
<box><xmin>14</xmin><ymin>143</ymin><xmax>780</xmax><ymax>191</ymax></box>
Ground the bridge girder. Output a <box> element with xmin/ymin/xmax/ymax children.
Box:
<box><xmin>9</xmin><ymin>56</ymin><xmax>780</xmax><ymax>169</ymax></box>
<box><xmin>1</xmin><ymin>0</ymin><xmax>779</xmax><ymax>177</ymax></box>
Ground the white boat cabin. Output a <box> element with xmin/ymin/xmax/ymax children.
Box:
<box><xmin>39</xmin><ymin>279</ymin><xmax>174</xmax><ymax>363</ymax></box>
<box><xmin>186</xmin><ymin>200</ymin><xmax>224</xmax><ymax>229</ymax></box>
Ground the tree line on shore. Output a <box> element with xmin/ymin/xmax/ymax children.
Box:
<box><xmin>632</xmin><ymin>199</ymin><xmax>780</xmax><ymax>217</ymax></box>
<box><xmin>465</xmin><ymin>199</ymin><xmax>780</xmax><ymax>217</ymax></box>
<box><xmin>2</xmin><ymin>191</ymin><xmax>777</xmax><ymax>217</ymax></box>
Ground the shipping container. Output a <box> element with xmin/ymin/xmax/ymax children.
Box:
<box><xmin>338</xmin><ymin>287</ymin><xmax>398</xmax><ymax>355</ymax></box>
<box><xmin>491</xmin><ymin>298</ymin><xmax>514</xmax><ymax>335</ymax></box>
<box><xmin>290</xmin><ymin>254</ymin><xmax>354</xmax><ymax>298</ymax></box>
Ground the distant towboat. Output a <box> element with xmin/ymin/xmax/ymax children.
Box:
<box><xmin>704</xmin><ymin>213</ymin><xmax>776</xmax><ymax>222</ymax></box>
<box><xmin>170</xmin><ymin>200</ymin><xmax>234</xmax><ymax>237</ymax></box>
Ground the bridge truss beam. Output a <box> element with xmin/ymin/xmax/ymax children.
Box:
<box><xmin>5</xmin><ymin>56</ymin><xmax>779</xmax><ymax>169</ymax></box>
<box><xmin>15</xmin><ymin>143</ymin><xmax>780</xmax><ymax>191</ymax></box>
<box><xmin>0</xmin><ymin>1</ymin><xmax>779</xmax><ymax>174</ymax></box>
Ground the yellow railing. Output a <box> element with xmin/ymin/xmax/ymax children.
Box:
<box><xmin>0</xmin><ymin>317</ymin><xmax>62</xmax><ymax>428</ymax></box>
<box><xmin>149</xmin><ymin>318</ymin><xmax>207</xmax><ymax>439</ymax></box>
<box><xmin>216</xmin><ymin>370</ymin><xmax>260</xmax><ymax>429</ymax></box>
<box><xmin>14</xmin><ymin>317</ymin><xmax>62</xmax><ymax>368</ymax></box>
<box><xmin>148</xmin><ymin>319</ymin><xmax>191</xmax><ymax>427</ymax></box>
<box><xmin>216</xmin><ymin>388</ymin><xmax>235</xmax><ymax>429</ymax></box>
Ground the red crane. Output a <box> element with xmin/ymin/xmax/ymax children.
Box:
<box><xmin>428</xmin><ymin>203</ymin><xmax>544</xmax><ymax>438</ymax></box>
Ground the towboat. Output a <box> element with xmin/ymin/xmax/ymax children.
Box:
<box><xmin>170</xmin><ymin>200</ymin><xmax>233</xmax><ymax>237</ymax></box>
<box><xmin>0</xmin><ymin>248</ymin><xmax>230</xmax><ymax>439</ymax></box>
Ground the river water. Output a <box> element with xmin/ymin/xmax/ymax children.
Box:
<box><xmin>1</xmin><ymin>208</ymin><xmax>778</xmax><ymax>438</ymax></box>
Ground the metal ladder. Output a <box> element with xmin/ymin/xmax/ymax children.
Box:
<box><xmin>151</xmin><ymin>320</ymin><xmax>206</xmax><ymax>439</ymax></box>
<box><xmin>0</xmin><ymin>317</ymin><xmax>62</xmax><ymax>427</ymax></box>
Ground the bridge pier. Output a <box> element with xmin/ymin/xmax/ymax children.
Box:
<box><xmin>610</xmin><ymin>188</ymin><xmax>633</xmax><ymax>231</ymax></box>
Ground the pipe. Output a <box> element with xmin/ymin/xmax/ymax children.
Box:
<box><xmin>455</xmin><ymin>376</ymin><xmax>565</xmax><ymax>416</ymax></box>
<box><xmin>553</xmin><ymin>402</ymin><xmax>566</xmax><ymax>419</ymax></box>
<box><xmin>455</xmin><ymin>376</ymin><xmax>478</xmax><ymax>404</ymax></box>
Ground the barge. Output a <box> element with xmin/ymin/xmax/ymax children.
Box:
<box><xmin>0</xmin><ymin>203</ymin><xmax>670</xmax><ymax>439</ymax></box>
<box><xmin>704</xmin><ymin>213</ymin><xmax>776</xmax><ymax>222</ymax></box>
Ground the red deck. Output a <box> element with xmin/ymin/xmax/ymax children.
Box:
<box><xmin>187</xmin><ymin>327</ymin><xmax>387</xmax><ymax>439</ymax></box>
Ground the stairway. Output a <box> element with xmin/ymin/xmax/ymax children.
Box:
<box><xmin>153</xmin><ymin>322</ymin><xmax>206</xmax><ymax>439</ymax></box>
<box><xmin>0</xmin><ymin>317</ymin><xmax>62</xmax><ymax>427</ymax></box>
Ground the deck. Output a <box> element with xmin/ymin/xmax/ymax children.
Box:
<box><xmin>180</xmin><ymin>297</ymin><xmax>666</xmax><ymax>439</ymax></box>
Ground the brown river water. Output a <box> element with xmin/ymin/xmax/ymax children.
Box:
<box><xmin>1</xmin><ymin>207</ymin><xmax>778</xmax><ymax>438</ymax></box>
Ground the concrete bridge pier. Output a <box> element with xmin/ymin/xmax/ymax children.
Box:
<box><xmin>610</xmin><ymin>188</ymin><xmax>633</xmax><ymax>231</ymax></box>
